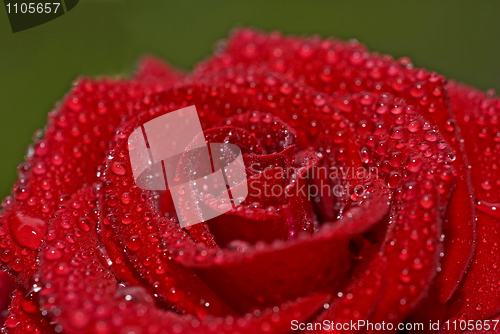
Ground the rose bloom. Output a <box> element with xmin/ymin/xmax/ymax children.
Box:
<box><xmin>0</xmin><ymin>28</ymin><xmax>498</xmax><ymax>334</ymax></box>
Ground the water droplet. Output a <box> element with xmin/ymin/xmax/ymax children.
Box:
<box><xmin>279</xmin><ymin>83</ymin><xmax>292</xmax><ymax>95</ymax></box>
<box><xmin>4</xmin><ymin>314</ymin><xmax>20</xmax><ymax>328</ymax></box>
<box><xmin>11</xmin><ymin>258</ymin><xmax>23</xmax><ymax>272</ymax></box>
<box><xmin>298</xmin><ymin>43</ymin><xmax>314</xmax><ymax>59</ymax></box>
<box><xmin>389</xmin><ymin>152</ymin><xmax>402</xmax><ymax>167</ymax></box>
<box><xmin>424</xmin><ymin>130</ymin><xmax>438</xmax><ymax>142</ymax></box>
<box><xmin>390</xmin><ymin>126</ymin><xmax>405</xmax><ymax>140</ymax></box>
<box><xmin>45</xmin><ymin>248</ymin><xmax>63</xmax><ymax>261</ymax></box>
<box><xmin>359</xmin><ymin>147</ymin><xmax>371</xmax><ymax>164</ymax></box>
<box><xmin>407</xmin><ymin>156</ymin><xmax>424</xmax><ymax>173</ymax></box>
<box><xmin>227</xmin><ymin>240</ymin><xmax>251</xmax><ymax>252</ymax></box>
<box><xmin>410</xmin><ymin>82</ymin><xmax>426</xmax><ymax>98</ymax></box>
<box><xmin>68</xmin><ymin>310</ymin><xmax>90</xmax><ymax>329</ymax></box>
<box><xmin>481</xmin><ymin>180</ymin><xmax>492</xmax><ymax>191</ymax></box>
<box><xmin>51</xmin><ymin>153</ymin><xmax>64</xmax><ymax>166</ymax></box>
<box><xmin>313</xmin><ymin>95</ymin><xmax>326</xmax><ymax>107</ymax></box>
<box><xmin>126</xmin><ymin>236</ymin><xmax>141</xmax><ymax>251</ymax></box>
<box><xmin>68</xmin><ymin>96</ymin><xmax>82</xmax><ymax>112</ymax></box>
<box><xmin>8</xmin><ymin>211</ymin><xmax>47</xmax><ymax>250</ymax></box>
<box><xmin>77</xmin><ymin>218</ymin><xmax>90</xmax><ymax>232</ymax></box>
<box><xmin>419</xmin><ymin>194</ymin><xmax>434</xmax><ymax>209</ymax></box>
<box><xmin>14</xmin><ymin>186</ymin><xmax>31</xmax><ymax>201</ymax></box>
<box><xmin>120</xmin><ymin>192</ymin><xmax>131</xmax><ymax>205</ymax></box>
<box><xmin>360</xmin><ymin>93</ymin><xmax>375</xmax><ymax>106</ymax></box>
<box><xmin>375</xmin><ymin>141</ymin><xmax>387</xmax><ymax>155</ymax></box>
<box><xmin>407</xmin><ymin>120</ymin><xmax>421</xmax><ymax>133</ymax></box>
<box><xmin>20</xmin><ymin>291</ymin><xmax>38</xmax><ymax>314</ymax></box>
<box><xmin>399</xmin><ymin>269</ymin><xmax>411</xmax><ymax>283</ymax></box>
<box><xmin>390</xmin><ymin>105</ymin><xmax>403</xmax><ymax>115</ymax></box>
<box><xmin>122</xmin><ymin>213</ymin><xmax>133</xmax><ymax>225</ymax></box>
<box><xmin>111</xmin><ymin>162</ymin><xmax>126</xmax><ymax>176</ymax></box>
<box><xmin>34</xmin><ymin>140</ymin><xmax>49</xmax><ymax>156</ymax></box>
<box><xmin>444</xmin><ymin>120</ymin><xmax>455</xmax><ymax>133</ymax></box>
<box><xmin>243</xmin><ymin>43</ymin><xmax>257</xmax><ymax>59</ymax></box>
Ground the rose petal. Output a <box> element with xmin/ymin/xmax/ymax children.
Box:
<box><xmin>442</xmin><ymin>82</ymin><xmax>500</xmax><ymax>331</ymax></box>
<box><xmin>194</xmin><ymin>113</ymin><xmax>314</xmax><ymax>246</ymax></box>
<box><xmin>305</xmin><ymin>253</ymin><xmax>386</xmax><ymax>334</ymax></box>
<box><xmin>105</xmin><ymin>62</ymin><xmax>456</xmax><ymax>322</ymax></box>
<box><xmin>3</xmin><ymin>288</ymin><xmax>54</xmax><ymax>333</ymax></box>
<box><xmin>135</xmin><ymin>55</ymin><xmax>184</xmax><ymax>94</ymax></box>
<box><xmin>194</xmin><ymin>28</ymin><xmax>475</xmax><ymax>303</ymax></box>
<box><xmin>99</xmin><ymin>76</ymin><xmax>389</xmax><ymax>314</ymax></box>
<box><xmin>38</xmin><ymin>186</ymin><xmax>329</xmax><ymax>334</ymax></box>
<box><xmin>0</xmin><ymin>79</ymin><xmax>147</xmax><ymax>288</ymax></box>
<box><xmin>219</xmin><ymin>111</ymin><xmax>296</xmax><ymax>153</ymax></box>
<box><xmin>405</xmin><ymin>286</ymin><xmax>445</xmax><ymax>334</ymax></box>
<box><xmin>300</xmin><ymin>90</ymin><xmax>451</xmax><ymax>329</ymax></box>
<box><xmin>99</xmin><ymin>118</ymin><xmax>236</xmax><ymax>316</ymax></box>
<box><xmin>0</xmin><ymin>271</ymin><xmax>14</xmax><ymax>320</ymax></box>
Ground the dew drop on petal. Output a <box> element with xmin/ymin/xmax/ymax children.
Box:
<box><xmin>111</xmin><ymin>162</ymin><xmax>127</xmax><ymax>176</ymax></box>
<box><xmin>407</xmin><ymin>156</ymin><xmax>424</xmax><ymax>173</ymax></box>
<box><xmin>419</xmin><ymin>194</ymin><xmax>434</xmax><ymax>209</ymax></box>
<box><xmin>45</xmin><ymin>248</ymin><xmax>63</xmax><ymax>261</ymax></box>
<box><xmin>8</xmin><ymin>211</ymin><xmax>47</xmax><ymax>250</ymax></box>
<box><xmin>122</xmin><ymin>213</ymin><xmax>133</xmax><ymax>225</ymax></box>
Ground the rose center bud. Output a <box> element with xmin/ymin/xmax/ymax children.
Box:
<box><xmin>158</xmin><ymin>111</ymin><xmax>388</xmax><ymax>314</ymax></box>
<box><xmin>160</xmin><ymin>113</ymin><xmax>315</xmax><ymax>247</ymax></box>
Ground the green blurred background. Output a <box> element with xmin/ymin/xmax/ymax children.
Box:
<box><xmin>1</xmin><ymin>0</ymin><xmax>499</xmax><ymax>198</ymax></box>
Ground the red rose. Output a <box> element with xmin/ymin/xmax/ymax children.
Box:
<box><xmin>0</xmin><ymin>29</ymin><xmax>498</xmax><ymax>334</ymax></box>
